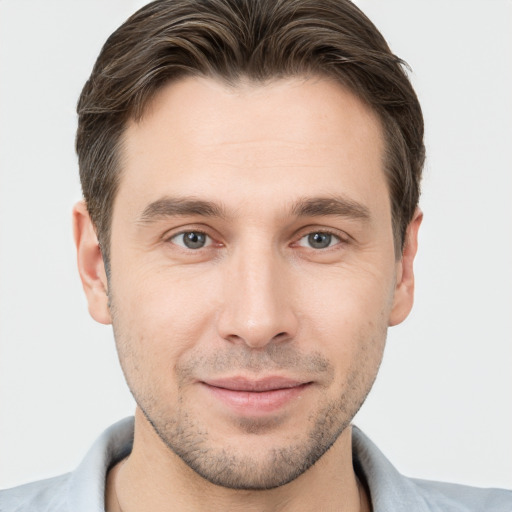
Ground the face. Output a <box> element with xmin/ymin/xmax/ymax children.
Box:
<box><xmin>76</xmin><ymin>75</ymin><xmax>419</xmax><ymax>490</ymax></box>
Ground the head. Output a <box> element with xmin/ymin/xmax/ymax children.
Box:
<box><xmin>74</xmin><ymin>0</ymin><xmax>424</xmax><ymax>491</ymax></box>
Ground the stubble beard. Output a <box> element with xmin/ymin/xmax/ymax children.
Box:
<box><xmin>137</xmin><ymin>387</ymin><xmax>360</xmax><ymax>490</ymax></box>
<box><xmin>114</xmin><ymin>335</ymin><xmax>382</xmax><ymax>491</ymax></box>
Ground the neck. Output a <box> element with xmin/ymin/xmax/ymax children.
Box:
<box><xmin>105</xmin><ymin>409</ymin><xmax>370</xmax><ymax>512</ymax></box>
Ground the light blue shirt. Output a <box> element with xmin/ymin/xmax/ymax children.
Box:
<box><xmin>1</xmin><ymin>417</ymin><xmax>510</xmax><ymax>511</ymax></box>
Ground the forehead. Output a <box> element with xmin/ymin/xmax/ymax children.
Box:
<box><xmin>117</xmin><ymin>75</ymin><xmax>388</xmax><ymax>217</ymax></box>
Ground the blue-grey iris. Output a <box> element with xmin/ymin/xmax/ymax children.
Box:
<box><xmin>183</xmin><ymin>232</ymin><xmax>206</xmax><ymax>249</ymax></box>
<box><xmin>308</xmin><ymin>232</ymin><xmax>332</xmax><ymax>249</ymax></box>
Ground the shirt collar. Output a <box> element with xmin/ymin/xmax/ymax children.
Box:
<box><xmin>352</xmin><ymin>425</ymin><xmax>433</xmax><ymax>512</ymax></box>
<box><xmin>67</xmin><ymin>417</ymin><xmax>134</xmax><ymax>512</ymax></box>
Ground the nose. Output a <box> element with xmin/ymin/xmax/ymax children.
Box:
<box><xmin>216</xmin><ymin>243</ymin><xmax>298</xmax><ymax>349</ymax></box>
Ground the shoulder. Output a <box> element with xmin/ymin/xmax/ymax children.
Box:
<box><xmin>351</xmin><ymin>426</ymin><xmax>512</xmax><ymax>512</ymax></box>
<box><xmin>411</xmin><ymin>478</ymin><xmax>512</xmax><ymax>512</ymax></box>
<box><xmin>0</xmin><ymin>473</ymin><xmax>71</xmax><ymax>512</ymax></box>
<box><xmin>0</xmin><ymin>417</ymin><xmax>134</xmax><ymax>512</ymax></box>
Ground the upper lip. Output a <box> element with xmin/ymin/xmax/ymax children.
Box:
<box><xmin>202</xmin><ymin>376</ymin><xmax>309</xmax><ymax>392</ymax></box>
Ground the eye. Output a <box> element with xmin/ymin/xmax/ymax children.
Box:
<box><xmin>297</xmin><ymin>232</ymin><xmax>341</xmax><ymax>249</ymax></box>
<box><xmin>170</xmin><ymin>231</ymin><xmax>212</xmax><ymax>249</ymax></box>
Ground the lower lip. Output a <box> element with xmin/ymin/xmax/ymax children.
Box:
<box><xmin>203</xmin><ymin>383</ymin><xmax>311</xmax><ymax>415</ymax></box>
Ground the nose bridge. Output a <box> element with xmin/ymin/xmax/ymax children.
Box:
<box><xmin>217</xmin><ymin>236</ymin><xmax>297</xmax><ymax>348</ymax></box>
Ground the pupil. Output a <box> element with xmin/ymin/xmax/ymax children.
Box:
<box><xmin>308</xmin><ymin>232</ymin><xmax>331</xmax><ymax>249</ymax></box>
<box><xmin>184</xmin><ymin>232</ymin><xmax>205</xmax><ymax>249</ymax></box>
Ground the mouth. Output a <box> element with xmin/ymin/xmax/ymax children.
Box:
<box><xmin>200</xmin><ymin>377</ymin><xmax>313</xmax><ymax>415</ymax></box>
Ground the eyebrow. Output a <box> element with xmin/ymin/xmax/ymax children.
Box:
<box><xmin>291</xmin><ymin>196</ymin><xmax>371</xmax><ymax>222</ymax></box>
<box><xmin>137</xmin><ymin>197</ymin><xmax>226</xmax><ymax>223</ymax></box>
<box><xmin>137</xmin><ymin>195</ymin><xmax>371</xmax><ymax>224</ymax></box>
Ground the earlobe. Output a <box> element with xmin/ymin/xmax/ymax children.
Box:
<box><xmin>72</xmin><ymin>201</ymin><xmax>112</xmax><ymax>325</ymax></box>
<box><xmin>389</xmin><ymin>208</ymin><xmax>423</xmax><ymax>327</ymax></box>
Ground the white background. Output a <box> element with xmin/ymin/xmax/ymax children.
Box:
<box><xmin>0</xmin><ymin>0</ymin><xmax>511</xmax><ymax>491</ymax></box>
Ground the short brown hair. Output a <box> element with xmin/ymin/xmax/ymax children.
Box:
<box><xmin>76</xmin><ymin>0</ymin><xmax>424</xmax><ymax>267</ymax></box>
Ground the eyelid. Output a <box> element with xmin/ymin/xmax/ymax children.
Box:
<box><xmin>162</xmin><ymin>223</ymin><xmax>212</xmax><ymax>239</ymax></box>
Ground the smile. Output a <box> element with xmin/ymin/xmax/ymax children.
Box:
<box><xmin>200</xmin><ymin>377</ymin><xmax>312</xmax><ymax>415</ymax></box>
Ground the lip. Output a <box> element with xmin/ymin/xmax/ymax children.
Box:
<box><xmin>200</xmin><ymin>377</ymin><xmax>312</xmax><ymax>415</ymax></box>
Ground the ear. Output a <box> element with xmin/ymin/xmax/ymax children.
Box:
<box><xmin>389</xmin><ymin>208</ymin><xmax>423</xmax><ymax>326</ymax></box>
<box><xmin>72</xmin><ymin>201</ymin><xmax>112</xmax><ymax>325</ymax></box>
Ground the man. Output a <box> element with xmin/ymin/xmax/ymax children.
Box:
<box><xmin>0</xmin><ymin>0</ymin><xmax>510</xmax><ymax>510</ymax></box>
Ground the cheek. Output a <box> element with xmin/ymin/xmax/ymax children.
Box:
<box><xmin>109</xmin><ymin>270</ymin><xmax>219</xmax><ymax>395</ymax></box>
<box><xmin>113</xmin><ymin>264</ymin><xmax>217</xmax><ymax>334</ymax></box>
<box><xmin>299</xmin><ymin>265</ymin><xmax>393</xmax><ymax>369</ymax></box>
<box><xmin>303</xmin><ymin>260</ymin><xmax>396</xmax><ymax>327</ymax></box>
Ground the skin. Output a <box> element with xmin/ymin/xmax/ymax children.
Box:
<box><xmin>74</xmin><ymin>75</ymin><xmax>421</xmax><ymax>512</ymax></box>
